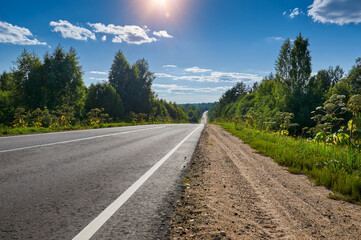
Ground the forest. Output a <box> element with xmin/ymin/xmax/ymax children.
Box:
<box><xmin>210</xmin><ymin>34</ymin><xmax>361</xmax><ymax>143</ymax></box>
<box><xmin>0</xmin><ymin>47</ymin><xmax>210</xmax><ymax>132</ymax></box>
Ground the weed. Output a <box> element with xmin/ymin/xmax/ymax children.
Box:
<box><xmin>217</xmin><ymin>122</ymin><xmax>361</xmax><ymax>202</ymax></box>
<box><xmin>182</xmin><ymin>177</ymin><xmax>191</xmax><ymax>185</ymax></box>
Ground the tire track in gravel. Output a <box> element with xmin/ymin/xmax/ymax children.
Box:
<box><xmin>213</xmin><ymin>131</ymin><xmax>300</xmax><ymax>239</ymax></box>
<box><xmin>214</xmin><ymin>127</ymin><xmax>323</xmax><ymax>239</ymax></box>
<box><xmin>166</xmin><ymin>124</ymin><xmax>361</xmax><ymax>240</ymax></box>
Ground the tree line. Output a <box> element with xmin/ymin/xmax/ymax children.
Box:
<box><xmin>0</xmin><ymin>46</ymin><xmax>189</xmax><ymax>128</ymax></box>
<box><xmin>209</xmin><ymin>33</ymin><xmax>361</xmax><ymax>145</ymax></box>
<box><xmin>180</xmin><ymin>103</ymin><xmax>215</xmax><ymax>123</ymax></box>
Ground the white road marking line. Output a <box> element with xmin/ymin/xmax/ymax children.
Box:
<box><xmin>72</xmin><ymin>124</ymin><xmax>204</xmax><ymax>240</ymax></box>
<box><xmin>0</xmin><ymin>126</ymin><xmax>165</xmax><ymax>153</ymax></box>
<box><xmin>0</xmin><ymin>125</ymin><xmax>164</xmax><ymax>139</ymax></box>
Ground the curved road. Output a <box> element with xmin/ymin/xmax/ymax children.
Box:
<box><xmin>0</xmin><ymin>116</ymin><xmax>206</xmax><ymax>239</ymax></box>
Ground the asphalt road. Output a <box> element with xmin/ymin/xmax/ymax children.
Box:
<box><xmin>0</xmin><ymin>117</ymin><xmax>206</xmax><ymax>239</ymax></box>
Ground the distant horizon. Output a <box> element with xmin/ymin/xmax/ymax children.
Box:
<box><xmin>1</xmin><ymin>0</ymin><xmax>361</xmax><ymax>103</ymax></box>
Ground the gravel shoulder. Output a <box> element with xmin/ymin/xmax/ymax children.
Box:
<box><xmin>166</xmin><ymin>124</ymin><xmax>361</xmax><ymax>239</ymax></box>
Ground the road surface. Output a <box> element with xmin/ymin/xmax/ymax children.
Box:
<box><xmin>0</xmin><ymin>121</ymin><xmax>205</xmax><ymax>239</ymax></box>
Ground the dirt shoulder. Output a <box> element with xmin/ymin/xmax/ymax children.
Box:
<box><xmin>165</xmin><ymin>124</ymin><xmax>361</xmax><ymax>240</ymax></box>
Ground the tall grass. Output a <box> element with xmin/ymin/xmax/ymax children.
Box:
<box><xmin>217</xmin><ymin>122</ymin><xmax>361</xmax><ymax>202</ymax></box>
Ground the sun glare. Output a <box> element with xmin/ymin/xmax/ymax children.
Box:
<box><xmin>149</xmin><ymin>0</ymin><xmax>170</xmax><ymax>17</ymax></box>
<box><xmin>152</xmin><ymin>0</ymin><xmax>167</xmax><ymax>7</ymax></box>
<box><xmin>135</xmin><ymin>0</ymin><xmax>188</xmax><ymax>20</ymax></box>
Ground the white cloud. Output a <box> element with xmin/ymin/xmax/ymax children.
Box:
<box><xmin>157</xmin><ymin>93</ymin><xmax>220</xmax><ymax>104</ymax></box>
<box><xmin>208</xmin><ymin>72</ymin><xmax>261</xmax><ymax>83</ymax></box>
<box><xmin>0</xmin><ymin>21</ymin><xmax>46</xmax><ymax>45</ymax></box>
<box><xmin>308</xmin><ymin>0</ymin><xmax>361</xmax><ymax>25</ymax></box>
<box><xmin>101</xmin><ymin>35</ymin><xmax>107</xmax><ymax>41</ymax></box>
<box><xmin>284</xmin><ymin>8</ymin><xmax>304</xmax><ymax>19</ymax></box>
<box><xmin>163</xmin><ymin>65</ymin><xmax>177</xmax><ymax>68</ymax></box>
<box><xmin>267</xmin><ymin>36</ymin><xmax>285</xmax><ymax>41</ymax></box>
<box><xmin>185</xmin><ymin>66</ymin><xmax>212</xmax><ymax>73</ymax></box>
<box><xmin>89</xmin><ymin>77</ymin><xmax>108</xmax><ymax>81</ymax></box>
<box><xmin>155</xmin><ymin>73</ymin><xmax>174</xmax><ymax>78</ymax></box>
<box><xmin>152</xmin><ymin>83</ymin><xmax>231</xmax><ymax>94</ymax></box>
<box><xmin>153</xmin><ymin>30</ymin><xmax>173</xmax><ymax>38</ymax></box>
<box><xmin>291</xmin><ymin>8</ymin><xmax>304</xmax><ymax>18</ymax></box>
<box><xmin>156</xmin><ymin>70</ymin><xmax>262</xmax><ymax>83</ymax></box>
<box><xmin>90</xmin><ymin>71</ymin><xmax>107</xmax><ymax>75</ymax></box>
<box><xmin>88</xmin><ymin>23</ymin><xmax>156</xmax><ymax>45</ymax></box>
<box><xmin>153</xmin><ymin>70</ymin><xmax>260</xmax><ymax>103</ymax></box>
<box><xmin>50</xmin><ymin>20</ymin><xmax>95</xmax><ymax>41</ymax></box>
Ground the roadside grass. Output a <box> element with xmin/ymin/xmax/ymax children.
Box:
<box><xmin>0</xmin><ymin>121</ymin><xmax>176</xmax><ymax>136</ymax></box>
<box><xmin>182</xmin><ymin>177</ymin><xmax>191</xmax><ymax>185</ymax></box>
<box><xmin>216</xmin><ymin>122</ymin><xmax>361</xmax><ymax>202</ymax></box>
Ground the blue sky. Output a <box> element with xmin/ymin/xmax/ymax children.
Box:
<box><xmin>1</xmin><ymin>0</ymin><xmax>361</xmax><ymax>103</ymax></box>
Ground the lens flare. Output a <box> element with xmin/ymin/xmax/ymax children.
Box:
<box><xmin>152</xmin><ymin>0</ymin><xmax>167</xmax><ymax>7</ymax></box>
<box><xmin>133</xmin><ymin>0</ymin><xmax>189</xmax><ymax>22</ymax></box>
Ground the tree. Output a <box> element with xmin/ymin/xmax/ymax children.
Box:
<box><xmin>251</xmin><ymin>81</ymin><xmax>259</xmax><ymax>92</ymax></box>
<box><xmin>84</xmin><ymin>83</ymin><xmax>123</xmax><ymax>119</ymax></box>
<box><xmin>0</xmin><ymin>72</ymin><xmax>11</xmax><ymax>91</ymax></box>
<box><xmin>109</xmin><ymin>50</ymin><xmax>130</xmax><ymax>108</ymax></box>
<box><xmin>290</xmin><ymin>34</ymin><xmax>312</xmax><ymax>92</ymax></box>
<box><xmin>253</xmin><ymin>78</ymin><xmax>281</xmax><ymax>120</ymax></box>
<box><xmin>276</xmin><ymin>34</ymin><xmax>312</xmax><ymax>92</ymax></box>
<box><xmin>43</xmin><ymin>46</ymin><xmax>85</xmax><ymax>113</ymax></box>
<box><xmin>151</xmin><ymin>99</ymin><xmax>170</xmax><ymax>121</ymax></box>
<box><xmin>0</xmin><ymin>72</ymin><xmax>14</xmax><ymax>124</ymax></box>
<box><xmin>23</xmin><ymin>60</ymin><xmax>44</xmax><ymax>110</ymax></box>
<box><xmin>0</xmin><ymin>90</ymin><xmax>13</xmax><ymax>124</ymax></box>
<box><xmin>346</xmin><ymin>58</ymin><xmax>361</xmax><ymax>94</ymax></box>
<box><xmin>11</xmin><ymin>50</ymin><xmax>43</xmax><ymax>109</ymax></box>
<box><xmin>124</xmin><ymin>64</ymin><xmax>141</xmax><ymax>113</ymax></box>
<box><xmin>328</xmin><ymin>66</ymin><xmax>344</xmax><ymax>86</ymax></box>
<box><xmin>275</xmin><ymin>34</ymin><xmax>312</xmax><ymax>128</ymax></box>
<box><xmin>327</xmin><ymin>79</ymin><xmax>352</xmax><ymax>101</ymax></box>
<box><xmin>215</xmin><ymin>81</ymin><xmax>249</xmax><ymax>118</ymax></box>
<box><xmin>134</xmin><ymin>59</ymin><xmax>155</xmax><ymax>113</ymax></box>
<box><xmin>312</xmin><ymin>66</ymin><xmax>344</xmax><ymax>95</ymax></box>
<box><xmin>275</xmin><ymin>39</ymin><xmax>292</xmax><ymax>84</ymax></box>
<box><xmin>315</xmin><ymin>69</ymin><xmax>332</xmax><ymax>94</ymax></box>
<box><xmin>164</xmin><ymin>102</ymin><xmax>177</xmax><ymax>120</ymax></box>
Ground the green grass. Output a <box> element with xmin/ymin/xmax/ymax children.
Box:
<box><xmin>216</xmin><ymin>121</ymin><xmax>361</xmax><ymax>202</ymax></box>
<box><xmin>0</xmin><ymin>121</ymin><xmax>169</xmax><ymax>136</ymax></box>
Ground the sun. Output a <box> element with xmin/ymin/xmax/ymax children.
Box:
<box><xmin>149</xmin><ymin>0</ymin><xmax>168</xmax><ymax>10</ymax></box>
<box><xmin>152</xmin><ymin>0</ymin><xmax>167</xmax><ymax>7</ymax></box>
<box><xmin>134</xmin><ymin>0</ymin><xmax>188</xmax><ymax>21</ymax></box>
<box><xmin>148</xmin><ymin>0</ymin><xmax>171</xmax><ymax>18</ymax></box>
